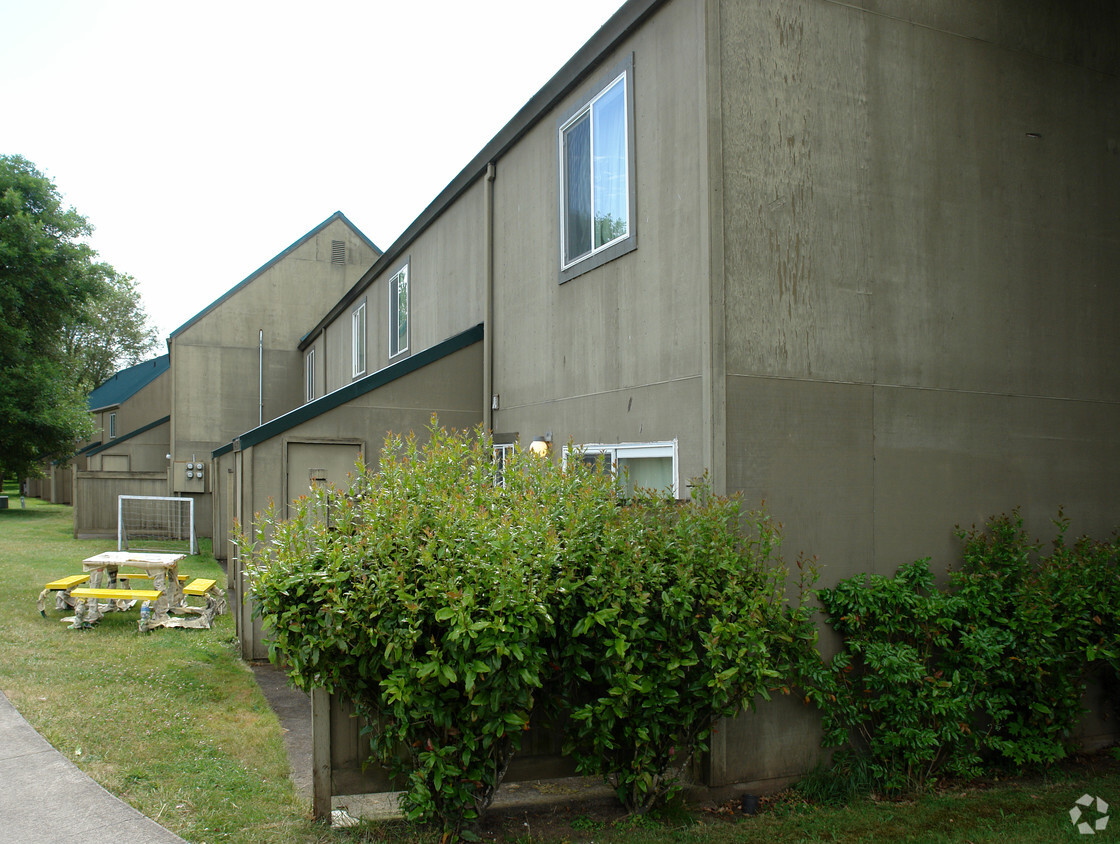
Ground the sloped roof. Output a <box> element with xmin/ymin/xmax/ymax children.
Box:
<box><xmin>84</xmin><ymin>415</ymin><xmax>171</xmax><ymax>456</ymax></box>
<box><xmin>87</xmin><ymin>354</ymin><xmax>170</xmax><ymax>411</ymax></box>
<box><xmin>169</xmin><ymin>211</ymin><xmax>380</xmax><ymax>340</ymax></box>
<box><xmin>215</xmin><ymin>323</ymin><xmax>483</xmax><ymax>457</ymax></box>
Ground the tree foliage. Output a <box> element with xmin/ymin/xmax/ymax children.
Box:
<box><xmin>62</xmin><ymin>268</ymin><xmax>158</xmax><ymax>395</ymax></box>
<box><xmin>0</xmin><ymin>154</ymin><xmax>156</xmax><ymax>478</ymax></box>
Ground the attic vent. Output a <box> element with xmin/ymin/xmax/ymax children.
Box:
<box><xmin>331</xmin><ymin>240</ymin><xmax>346</xmax><ymax>264</ymax></box>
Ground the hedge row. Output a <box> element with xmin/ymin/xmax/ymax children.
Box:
<box><xmin>242</xmin><ymin>424</ymin><xmax>815</xmax><ymax>839</ymax></box>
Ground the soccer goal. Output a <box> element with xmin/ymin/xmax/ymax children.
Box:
<box><xmin>117</xmin><ymin>495</ymin><xmax>198</xmax><ymax>555</ymax></box>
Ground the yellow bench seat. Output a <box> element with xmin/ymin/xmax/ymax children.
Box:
<box><xmin>69</xmin><ymin>587</ymin><xmax>163</xmax><ymax>602</ymax></box>
<box><xmin>183</xmin><ymin>578</ymin><xmax>217</xmax><ymax>596</ymax></box>
<box><xmin>44</xmin><ymin>575</ymin><xmax>90</xmax><ymax>591</ymax></box>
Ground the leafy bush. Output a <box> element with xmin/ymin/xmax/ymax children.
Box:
<box><xmin>557</xmin><ymin>480</ymin><xmax>817</xmax><ymax>813</ymax></box>
<box><xmin>245</xmin><ymin>426</ymin><xmax>592</xmax><ymax>839</ymax></box>
<box><xmin>243</xmin><ymin>423</ymin><xmax>816</xmax><ymax>834</ymax></box>
<box><xmin>801</xmin><ymin>510</ymin><xmax>1120</xmax><ymax>796</ymax></box>
<box><xmin>800</xmin><ymin>559</ymin><xmax>981</xmax><ymax>793</ymax></box>
<box><xmin>952</xmin><ymin>511</ymin><xmax>1120</xmax><ymax>768</ymax></box>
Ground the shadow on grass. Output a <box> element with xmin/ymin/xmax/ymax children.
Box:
<box><xmin>0</xmin><ymin>509</ymin><xmax>61</xmax><ymax>521</ymax></box>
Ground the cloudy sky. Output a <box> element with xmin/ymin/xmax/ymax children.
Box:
<box><xmin>2</xmin><ymin>0</ymin><xmax>627</xmax><ymax>339</ymax></box>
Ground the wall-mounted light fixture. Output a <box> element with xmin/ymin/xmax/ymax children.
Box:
<box><xmin>528</xmin><ymin>431</ymin><xmax>552</xmax><ymax>457</ymax></box>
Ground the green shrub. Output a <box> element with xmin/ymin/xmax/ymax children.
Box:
<box><xmin>802</xmin><ymin>559</ymin><xmax>981</xmax><ymax>794</ymax></box>
<box><xmin>244</xmin><ymin>422</ymin><xmax>817</xmax><ymax>833</ymax></box>
<box><xmin>803</xmin><ymin>510</ymin><xmax>1120</xmax><ymax>796</ymax></box>
<box><xmin>245</xmin><ymin>425</ymin><xmax>604</xmax><ymax>839</ymax></box>
<box><xmin>557</xmin><ymin>480</ymin><xmax>817</xmax><ymax>813</ymax></box>
<box><xmin>951</xmin><ymin>510</ymin><xmax>1120</xmax><ymax>768</ymax></box>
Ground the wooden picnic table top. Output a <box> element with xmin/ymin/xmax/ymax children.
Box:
<box><xmin>82</xmin><ymin>552</ymin><xmax>186</xmax><ymax>569</ymax></box>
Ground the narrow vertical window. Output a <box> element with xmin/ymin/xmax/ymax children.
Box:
<box><xmin>352</xmin><ymin>301</ymin><xmax>366</xmax><ymax>377</ymax></box>
<box><xmin>108</xmin><ymin>412</ymin><xmax>117</xmax><ymax>439</ymax></box>
<box><xmin>389</xmin><ymin>264</ymin><xmax>409</xmax><ymax>358</ymax></box>
<box><xmin>558</xmin><ymin>59</ymin><xmax>634</xmax><ymax>282</ymax></box>
<box><xmin>305</xmin><ymin>348</ymin><xmax>316</xmax><ymax>402</ymax></box>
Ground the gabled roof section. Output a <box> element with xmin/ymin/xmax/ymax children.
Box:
<box><xmin>298</xmin><ymin>0</ymin><xmax>665</xmax><ymax>352</ymax></box>
<box><xmin>170</xmin><ymin>211</ymin><xmax>381</xmax><ymax>339</ymax></box>
<box><xmin>84</xmin><ymin>416</ymin><xmax>171</xmax><ymax>456</ymax></box>
<box><xmin>216</xmin><ymin>323</ymin><xmax>483</xmax><ymax>457</ymax></box>
<box><xmin>87</xmin><ymin>354</ymin><xmax>170</xmax><ymax>411</ymax></box>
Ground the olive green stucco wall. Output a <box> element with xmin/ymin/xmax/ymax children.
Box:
<box><xmin>719</xmin><ymin>0</ymin><xmax>1120</xmax><ymax>584</ymax></box>
<box><xmin>171</xmin><ymin>217</ymin><xmax>378</xmax><ymax>536</ymax></box>
<box><xmin>490</xmin><ymin>0</ymin><xmax>711</xmax><ymax>478</ymax></box>
<box><xmin>318</xmin><ymin>182</ymin><xmax>487</xmax><ymax>396</ymax></box>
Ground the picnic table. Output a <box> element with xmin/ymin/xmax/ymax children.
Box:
<box><xmin>38</xmin><ymin>552</ymin><xmax>228</xmax><ymax>631</ymax></box>
<box><xmin>73</xmin><ymin>552</ymin><xmax>186</xmax><ymax>630</ymax></box>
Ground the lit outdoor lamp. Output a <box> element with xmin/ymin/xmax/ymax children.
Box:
<box><xmin>528</xmin><ymin>431</ymin><xmax>552</xmax><ymax>457</ymax></box>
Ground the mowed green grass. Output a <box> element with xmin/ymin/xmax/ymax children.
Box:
<box><xmin>0</xmin><ymin>490</ymin><xmax>347</xmax><ymax>843</ymax></box>
<box><xmin>1</xmin><ymin>486</ymin><xmax>1116</xmax><ymax>843</ymax></box>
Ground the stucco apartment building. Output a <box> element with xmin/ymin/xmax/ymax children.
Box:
<box><xmin>214</xmin><ymin>0</ymin><xmax>1119</xmax><ymax>789</ymax></box>
<box><xmin>67</xmin><ymin>212</ymin><xmax>380</xmax><ymax>539</ymax></box>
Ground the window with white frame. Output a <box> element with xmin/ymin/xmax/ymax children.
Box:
<box><xmin>565</xmin><ymin>440</ymin><xmax>678</xmax><ymax>498</ymax></box>
<box><xmin>558</xmin><ymin>56</ymin><xmax>635</xmax><ymax>282</ymax></box>
<box><xmin>389</xmin><ymin>264</ymin><xmax>409</xmax><ymax>358</ymax></box>
<box><xmin>492</xmin><ymin>442</ymin><xmax>517</xmax><ymax>488</ymax></box>
<box><xmin>352</xmin><ymin>300</ymin><xmax>366</xmax><ymax>377</ymax></box>
<box><xmin>305</xmin><ymin>348</ymin><xmax>315</xmax><ymax>402</ymax></box>
<box><xmin>108</xmin><ymin>412</ymin><xmax>117</xmax><ymax>439</ymax></box>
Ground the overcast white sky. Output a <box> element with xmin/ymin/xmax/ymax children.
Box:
<box><xmin>2</xmin><ymin>0</ymin><xmax>627</xmax><ymax>340</ymax></box>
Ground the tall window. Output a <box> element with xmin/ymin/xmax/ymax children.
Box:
<box><xmin>564</xmin><ymin>440</ymin><xmax>678</xmax><ymax>498</ymax></box>
<box><xmin>352</xmin><ymin>301</ymin><xmax>366</xmax><ymax>377</ymax></box>
<box><xmin>108</xmin><ymin>412</ymin><xmax>117</xmax><ymax>439</ymax></box>
<box><xmin>389</xmin><ymin>264</ymin><xmax>409</xmax><ymax>358</ymax></box>
<box><xmin>305</xmin><ymin>348</ymin><xmax>315</xmax><ymax>402</ymax></box>
<box><xmin>558</xmin><ymin>57</ymin><xmax>635</xmax><ymax>281</ymax></box>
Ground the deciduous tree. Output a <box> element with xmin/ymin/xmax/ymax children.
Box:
<box><xmin>0</xmin><ymin>154</ymin><xmax>153</xmax><ymax>479</ymax></box>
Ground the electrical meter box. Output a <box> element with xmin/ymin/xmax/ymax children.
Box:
<box><xmin>174</xmin><ymin>461</ymin><xmax>208</xmax><ymax>493</ymax></box>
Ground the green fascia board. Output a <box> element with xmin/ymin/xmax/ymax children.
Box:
<box><xmin>84</xmin><ymin>415</ymin><xmax>171</xmax><ymax>457</ymax></box>
<box><xmin>214</xmin><ymin>323</ymin><xmax>483</xmax><ymax>458</ymax></box>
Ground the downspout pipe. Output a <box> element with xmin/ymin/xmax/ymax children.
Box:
<box><xmin>483</xmin><ymin>162</ymin><xmax>496</xmax><ymax>432</ymax></box>
<box><xmin>258</xmin><ymin>329</ymin><xmax>264</xmax><ymax>427</ymax></box>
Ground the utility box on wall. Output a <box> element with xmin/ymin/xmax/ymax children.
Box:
<box><xmin>173</xmin><ymin>460</ymin><xmax>208</xmax><ymax>493</ymax></box>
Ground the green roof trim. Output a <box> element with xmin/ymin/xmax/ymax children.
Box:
<box><xmin>214</xmin><ymin>323</ymin><xmax>483</xmax><ymax>458</ymax></box>
<box><xmin>84</xmin><ymin>416</ymin><xmax>171</xmax><ymax>457</ymax></box>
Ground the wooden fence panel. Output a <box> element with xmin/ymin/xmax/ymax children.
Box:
<box><xmin>73</xmin><ymin>471</ymin><xmax>169</xmax><ymax>537</ymax></box>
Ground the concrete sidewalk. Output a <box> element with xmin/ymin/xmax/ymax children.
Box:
<box><xmin>0</xmin><ymin>691</ymin><xmax>189</xmax><ymax>844</ymax></box>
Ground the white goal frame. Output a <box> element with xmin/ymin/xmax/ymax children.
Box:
<box><xmin>117</xmin><ymin>495</ymin><xmax>197</xmax><ymax>555</ymax></box>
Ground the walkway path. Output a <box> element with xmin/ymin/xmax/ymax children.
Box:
<box><xmin>0</xmin><ymin>690</ymin><xmax>189</xmax><ymax>844</ymax></box>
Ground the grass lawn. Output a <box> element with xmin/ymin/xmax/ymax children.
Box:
<box><xmin>1</xmin><ymin>484</ymin><xmax>1117</xmax><ymax>843</ymax></box>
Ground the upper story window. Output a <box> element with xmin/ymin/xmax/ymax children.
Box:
<box><xmin>389</xmin><ymin>263</ymin><xmax>409</xmax><ymax>359</ymax></box>
<box><xmin>352</xmin><ymin>300</ymin><xmax>367</xmax><ymax>378</ymax></box>
<box><xmin>108</xmin><ymin>412</ymin><xmax>117</xmax><ymax>439</ymax></box>
<box><xmin>564</xmin><ymin>439</ymin><xmax>678</xmax><ymax>498</ymax></box>
<box><xmin>305</xmin><ymin>348</ymin><xmax>315</xmax><ymax>402</ymax></box>
<box><xmin>558</xmin><ymin>55</ymin><xmax>636</xmax><ymax>283</ymax></box>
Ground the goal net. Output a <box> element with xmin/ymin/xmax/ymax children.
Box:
<box><xmin>117</xmin><ymin>495</ymin><xmax>197</xmax><ymax>555</ymax></box>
